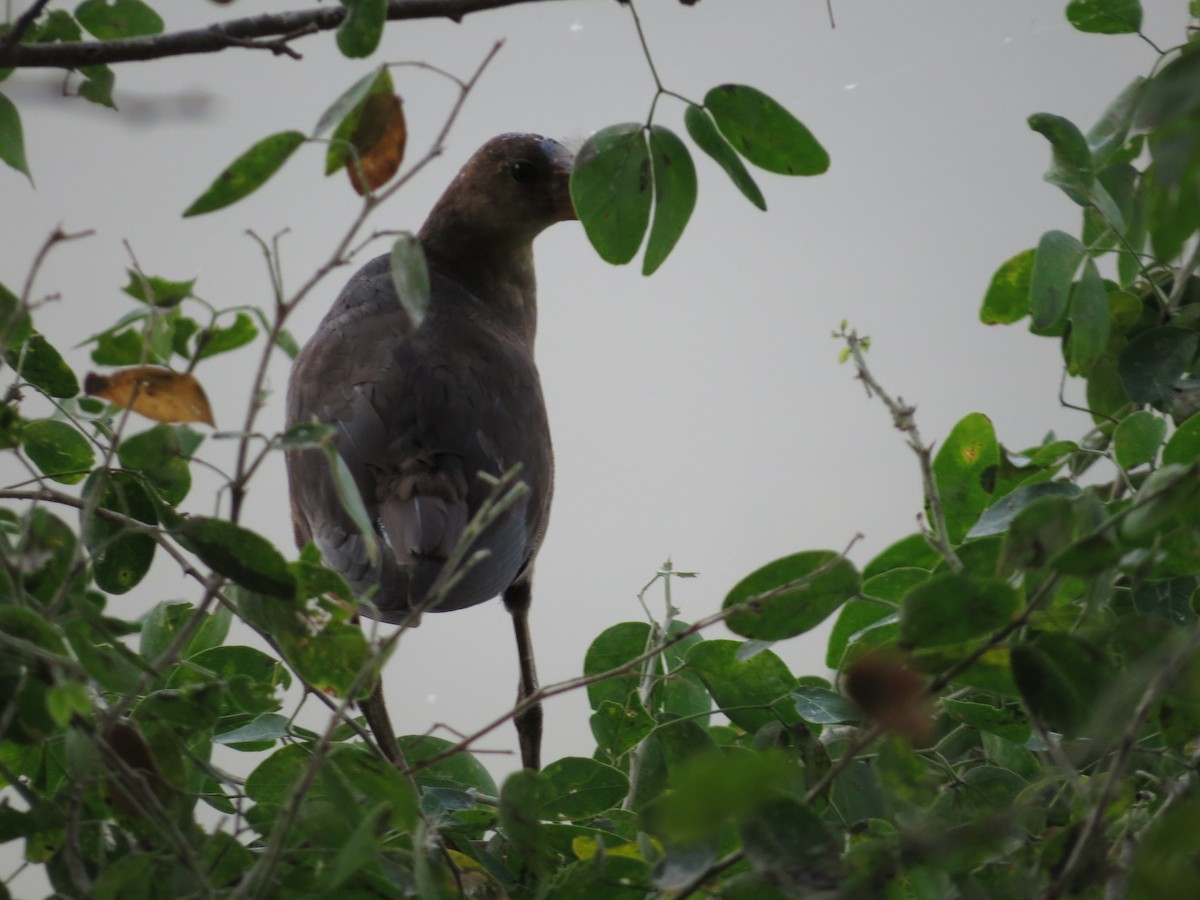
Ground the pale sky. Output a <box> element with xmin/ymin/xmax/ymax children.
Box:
<box><xmin>0</xmin><ymin>0</ymin><xmax>1185</xmax><ymax>891</ymax></box>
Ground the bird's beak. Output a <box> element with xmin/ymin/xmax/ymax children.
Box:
<box><xmin>557</xmin><ymin>165</ymin><xmax>578</xmax><ymax>222</ymax></box>
<box><xmin>543</xmin><ymin>136</ymin><xmax>578</xmax><ymax>223</ymax></box>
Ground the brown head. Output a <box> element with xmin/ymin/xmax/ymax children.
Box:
<box><xmin>419</xmin><ymin>133</ymin><xmax>577</xmax><ymax>257</ymax></box>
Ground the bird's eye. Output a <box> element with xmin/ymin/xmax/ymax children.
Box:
<box><xmin>509</xmin><ymin>161</ymin><xmax>538</xmax><ymax>184</ymax></box>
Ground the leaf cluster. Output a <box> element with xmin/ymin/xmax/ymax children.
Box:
<box><xmin>3</xmin><ymin>0</ymin><xmax>1200</xmax><ymax>898</ymax></box>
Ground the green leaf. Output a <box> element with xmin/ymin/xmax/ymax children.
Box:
<box><xmin>1066</xmin><ymin>0</ymin><xmax>1143</xmax><ymax>34</ymax></box>
<box><xmin>1144</xmin><ymin>158</ymin><xmax>1200</xmax><ymax>263</ymax></box>
<box><xmin>1068</xmin><ymin>257</ymin><xmax>1109</xmax><ymax>372</ymax></box>
<box><xmin>212</xmin><ymin>713</ymin><xmax>290</xmax><ymax>750</ymax></box>
<box><xmin>583</xmin><ymin>621</ymin><xmax>651</xmax><ymax>711</ymax></box>
<box><xmin>899</xmin><ymin>573</ymin><xmax>1018</xmax><ymax>647</ymax></box>
<box><xmin>1118</xmin><ymin>328</ymin><xmax>1198</xmax><ymax>404</ymax></box>
<box><xmin>274</xmin><ymin>328</ymin><xmax>300</xmax><ymax>360</ymax></box>
<box><xmin>966</xmin><ymin>481</ymin><xmax>1081</xmax><ymax>539</ymax></box>
<box><xmin>23</xmin><ymin>419</ymin><xmax>94</xmax><ymax>484</ymax></box>
<box><xmin>684</xmin><ymin>104</ymin><xmax>765</xmax><ymax>210</ymax></box>
<box><xmin>590</xmin><ymin>694</ymin><xmax>655</xmax><ymax>759</ymax></box>
<box><xmin>791</xmin><ymin>686</ymin><xmax>858</xmax><ymax>724</ymax></box>
<box><xmin>932</xmin><ymin>412</ymin><xmax>999</xmax><ymax>544</ymax></box>
<box><xmin>390</xmin><ymin>232</ymin><xmax>430</xmax><ymax>327</ymax></box>
<box><xmin>1163</xmin><ymin>412</ymin><xmax>1200</xmax><ymax>465</ymax></box>
<box><xmin>571</xmin><ymin>123</ymin><xmax>652</xmax><ymax>266</ymax></box>
<box><xmin>13</xmin><ymin>509</ymin><xmax>80</xmax><ymax>605</ymax></box>
<box><xmin>117</xmin><ymin>424</ymin><xmax>197</xmax><ymax>506</ymax></box>
<box><xmin>1029</xmin><ymin>230</ymin><xmax>1086</xmax><ymax>332</ymax></box>
<box><xmin>121</xmin><ymin>271</ymin><xmax>195</xmax><ymax>307</ymax></box>
<box><xmin>325</xmin><ymin>67</ymin><xmax>394</xmax><ymax>174</ymax></box>
<box><xmin>1113</xmin><ymin>410</ymin><xmax>1167</xmax><ymax>469</ymax></box>
<box><xmin>686</xmin><ymin>640</ymin><xmax>799</xmax><ymax>733</ymax></box>
<box><xmin>323</xmin><ymin>445</ymin><xmax>378</xmax><ymax>567</ymax></box>
<box><xmin>183</xmin><ymin>130</ymin><xmax>306</xmax><ymax>217</ymax></box>
<box><xmin>336</xmin><ymin>0</ymin><xmax>386</xmax><ymax>59</ymax></box>
<box><xmin>75</xmin><ymin>0</ymin><xmax>163</xmax><ymax>39</ymax></box>
<box><xmin>645</xmin><ymin>750</ymin><xmax>799</xmax><ymax>844</ymax></box>
<box><xmin>141</xmin><ymin>600</ymin><xmax>230</xmax><ymax>661</ymax></box>
<box><xmin>315</xmin><ymin>67</ymin><xmax>384</xmax><ymax>137</ymax></box>
<box><xmin>8</xmin><ymin>333</ymin><xmax>79</xmax><ymax>398</ymax></box>
<box><xmin>1127</xmin><ymin>792</ymin><xmax>1200</xmax><ymax>898</ymax></box>
<box><xmin>642</xmin><ymin>126</ymin><xmax>697</xmax><ymax>276</ymax></box>
<box><xmin>740</xmin><ymin>796</ymin><xmax>839</xmax><ymax>893</ymax></box>
<box><xmin>0</xmin><ymin>91</ymin><xmax>31</xmax><ymax>183</ymax></box>
<box><xmin>1011</xmin><ymin>632</ymin><xmax>1111</xmax><ymax>737</ymax></box>
<box><xmin>1087</xmin><ymin>77</ymin><xmax>1146</xmax><ymax>164</ymax></box>
<box><xmin>395</xmin><ymin>734</ymin><xmax>497</xmax><ymax>795</ymax></box>
<box><xmin>943</xmin><ymin>698</ymin><xmax>1031</xmax><ymax>744</ymax></box>
<box><xmin>0</xmin><ymin>279</ymin><xmax>32</xmax><ymax>347</ymax></box>
<box><xmin>704</xmin><ymin>84</ymin><xmax>829</xmax><ymax>176</ymax></box>
<box><xmin>32</xmin><ymin>9</ymin><xmax>83</xmax><ymax>42</ymax></box>
<box><xmin>90</xmin><ymin>327</ymin><xmax>144</xmax><ymax>366</ymax></box>
<box><xmin>82</xmin><ymin>469</ymin><xmax>157</xmax><ymax>594</ymax></box>
<box><xmin>825</xmin><ymin>600</ymin><xmax>896</xmax><ymax>671</ymax></box>
<box><xmin>863</xmin><ymin>533</ymin><xmax>941</xmax><ymax>578</ymax></box>
<box><xmin>980</xmin><ymin>249</ymin><xmax>1033</xmax><ymax>325</ymax></box>
<box><xmin>91</xmin><ymin>854</ymin><xmax>157</xmax><ymax>900</ymax></box>
<box><xmin>78</xmin><ymin>64</ymin><xmax>115</xmax><ymax>109</ymax></box>
<box><xmin>538</xmin><ymin>757</ymin><xmax>628</xmax><ymax>821</ymax></box>
<box><xmin>499</xmin><ymin>769</ymin><xmax>557</xmax><ymax>875</ymax></box>
<box><xmin>328</xmin><ymin>744</ymin><xmax>419</xmax><ymax>831</ymax></box>
<box><xmin>861</xmin><ymin>567</ymin><xmax>928</xmax><ymax>604</ymax></box>
<box><xmin>1136</xmin><ymin>50</ymin><xmax>1200</xmax><ymax>130</ymax></box>
<box><xmin>245</xmin><ymin>743</ymin><xmax>309</xmax><ymax>804</ymax></box>
<box><xmin>1029</xmin><ymin>112</ymin><xmax>1094</xmax><ymax>204</ymax></box>
<box><xmin>1001</xmin><ymin>494</ymin><xmax>1079</xmax><ymax>570</ymax></box>
<box><xmin>171</xmin><ymin>644</ymin><xmax>290</xmax><ymax>715</ymax></box>
<box><xmin>178</xmin><ymin>517</ymin><xmax>296</xmax><ymax>598</ymax></box>
<box><xmin>723</xmin><ymin>550</ymin><xmax>860</xmax><ymax>641</ymax></box>
<box><xmin>195</xmin><ymin>312</ymin><xmax>257</xmax><ymax>360</ymax></box>
<box><xmin>1122</xmin><ymin>465</ymin><xmax>1200</xmax><ymax>544</ymax></box>
<box><xmin>1132</xmin><ymin>577</ymin><xmax>1197</xmax><ymax>627</ymax></box>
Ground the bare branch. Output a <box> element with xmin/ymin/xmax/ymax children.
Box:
<box><xmin>1</xmin><ymin>0</ymin><xmax>53</xmax><ymax>48</ymax></box>
<box><xmin>838</xmin><ymin>327</ymin><xmax>966</xmax><ymax>573</ymax></box>
<box><xmin>0</xmin><ymin>0</ymin><xmax>544</xmax><ymax>69</ymax></box>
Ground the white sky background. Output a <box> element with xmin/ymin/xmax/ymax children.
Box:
<box><xmin>0</xmin><ymin>0</ymin><xmax>1188</xmax><ymax>890</ymax></box>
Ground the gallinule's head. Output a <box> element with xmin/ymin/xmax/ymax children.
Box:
<box><xmin>421</xmin><ymin>133</ymin><xmax>576</xmax><ymax>250</ymax></box>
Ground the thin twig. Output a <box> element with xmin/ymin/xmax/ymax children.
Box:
<box><xmin>1</xmin><ymin>0</ymin><xmax>51</xmax><ymax>47</ymax></box>
<box><xmin>1047</xmin><ymin>623</ymin><xmax>1200</xmax><ymax>899</ymax></box>
<box><xmin>407</xmin><ymin>533</ymin><xmax>863</xmax><ymax>773</ymax></box>
<box><xmin>840</xmin><ymin>328</ymin><xmax>965</xmax><ymax>573</ymax></box>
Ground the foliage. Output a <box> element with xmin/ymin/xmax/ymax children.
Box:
<box><xmin>1</xmin><ymin>0</ymin><xmax>1200</xmax><ymax>898</ymax></box>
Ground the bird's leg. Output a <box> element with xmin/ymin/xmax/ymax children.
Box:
<box><xmin>354</xmin><ymin>615</ymin><xmax>404</xmax><ymax>766</ymax></box>
<box><xmin>503</xmin><ymin>580</ymin><xmax>542</xmax><ymax>770</ymax></box>
<box><xmin>360</xmin><ymin>677</ymin><xmax>403</xmax><ymax>766</ymax></box>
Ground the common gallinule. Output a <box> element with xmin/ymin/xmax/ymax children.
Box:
<box><xmin>286</xmin><ymin>133</ymin><xmax>576</xmax><ymax>769</ymax></box>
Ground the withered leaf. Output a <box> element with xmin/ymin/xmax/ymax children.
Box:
<box><xmin>85</xmin><ymin>366</ymin><xmax>215</xmax><ymax>426</ymax></box>
<box><xmin>843</xmin><ymin>651</ymin><xmax>933</xmax><ymax>743</ymax></box>
<box><xmin>346</xmin><ymin>92</ymin><xmax>406</xmax><ymax>195</ymax></box>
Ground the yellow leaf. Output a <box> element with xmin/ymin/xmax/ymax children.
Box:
<box><xmin>85</xmin><ymin>367</ymin><xmax>215</xmax><ymax>426</ymax></box>
<box><xmin>346</xmin><ymin>92</ymin><xmax>406</xmax><ymax>195</ymax></box>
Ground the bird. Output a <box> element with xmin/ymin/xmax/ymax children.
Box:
<box><xmin>285</xmin><ymin>133</ymin><xmax>576</xmax><ymax>770</ymax></box>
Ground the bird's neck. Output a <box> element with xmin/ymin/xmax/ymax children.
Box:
<box><xmin>421</xmin><ymin>231</ymin><xmax>539</xmax><ymax>346</ymax></box>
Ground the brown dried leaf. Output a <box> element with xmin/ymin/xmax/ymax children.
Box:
<box><xmin>842</xmin><ymin>651</ymin><xmax>933</xmax><ymax>743</ymax></box>
<box><xmin>346</xmin><ymin>92</ymin><xmax>406</xmax><ymax>195</ymax></box>
<box><xmin>85</xmin><ymin>366</ymin><xmax>215</xmax><ymax>426</ymax></box>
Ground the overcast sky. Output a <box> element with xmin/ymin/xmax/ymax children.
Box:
<box><xmin>1</xmin><ymin>0</ymin><xmax>1187</xmax><ymax>887</ymax></box>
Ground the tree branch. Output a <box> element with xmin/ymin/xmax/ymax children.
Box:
<box><xmin>0</xmin><ymin>0</ymin><xmax>546</xmax><ymax>69</ymax></box>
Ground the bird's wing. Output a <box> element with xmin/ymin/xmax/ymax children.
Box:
<box><xmin>286</xmin><ymin>257</ymin><xmax>540</xmax><ymax>617</ymax></box>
